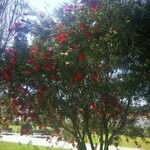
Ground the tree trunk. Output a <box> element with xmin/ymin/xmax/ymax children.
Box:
<box><xmin>99</xmin><ymin>120</ymin><xmax>104</xmax><ymax>150</ymax></box>
<box><xmin>99</xmin><ymin>130</ymin><xmax>104</xmax><ymax>150</ymax></box>
<box><xmin>104</xmin><ymin>143</ymin><xmax>109</xmax><ymax>150</ymax></box>
<box><xmin>83</xmin><ymin>104</ymin><xmax>95</xmax><ymax>150</ymax></box>
<box><xmin>104</xmin><ymin>127</ymin><xmax>109</xmax><ymax>150</ymax></box>
<box><xmin>77</xmin><ymin>141</ymin><xmax>87</xmax><ymax>150</ymax></box>
<box><xmin>71</xmin><ymin>115</ymin><xmax>86</xmax><ymax>150</ymax></box>
<box><xmin>87</xmin><ymin>129</ymin><xmax>95</xmax><ymax>150</ymax></box>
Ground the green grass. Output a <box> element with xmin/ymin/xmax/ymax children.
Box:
<box><xmin>120</xmin><ymin>136</ymin><xmax>150</xmax><ymax>150</ymax></box>
<box><xmin>0</xmin><ymin>137</ymin><xmax>149</xmax><ymax>150</ymax></box>
<box><xmin>0</xmin><ymin>141</ymin><xmax>66</xmax><ymax>150</ymax></box>
<box><xmin>90</xmin><ymin>134</ymin><xmax>150</xmax><ymax>150</ymax></box>
<box><xmin>5</xmin><ymin>125</ymin><xmax>150</xmax><ymax>150</ymax></box>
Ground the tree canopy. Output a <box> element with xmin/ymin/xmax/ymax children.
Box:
<box><xmin>0</xmin><ymin>0</ymin><xmax>149</xmax><ymax>150</ymax></box>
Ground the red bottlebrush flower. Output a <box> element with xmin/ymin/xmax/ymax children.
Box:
<box><xmin>14</xmin><ymin>84</ymin><xmax>21</xmax><ymax>92</ymax></box>
<box><xmin>43</xmin><ymin>63</ymin><xmax>50</xmax><ymax>71</ymax></box>
<box><xmin>31</xmin><ymin>45</ymin><xmax>39</xmax><ymax>52</ymax></box>
<box><xmin>79</xmin><ymin>24</ymin><xmax>86</xmax><ymax>31</ymax></box>
<box><xmin>37</xmin><ymin>85</ymin><xmax>47</xmax><ymax>97</ymax></box>
<box><xmin>40</xmin><ymin>52</ymin><xmax>48</xmax><ymax>60</ymax></box>
<box><xmin>86</xmin><ymin>31</ymin><xmax>93</xmax><ymax>41</ymax></box>
<box><xmin>51</xmin><ymin>75</ymin><xmax>58</xmax><ymax>81</ymax></box>
<box><xmin>10</xmin><ymin>98</ymin><xmax>17</xmax><ymax>108</ymax></box>
<box><xmin>9</xmin><ymin>53</ymin><xmax>16</xmax><ymax>64</ymax></box>
<box><xmin>2</xmin><ymin>69</ymin><xmax>12</xmax><ymax>82</ymax></box>
<box><xmin>44</xmin><ymin>63</ymin><xmax>56</xmax><ymax>71</ymax></box>
<box><xmin>22</xmin><ymin>90</ymin><xmax>28</xmax><ymax>96</ymax></box>
<box><xmin>27</xmin><ymin>54</ymin><xmax>36</xmax><ymax>64</ymax></box>
<box><xmin>92</xmin><ymin>73</ymin><xmax>100</xmax><ymax>81</ymax></box>
<box><xmin>74</xmin><ymin>71</ymin><xmax>84</xmax><ymax>81</ymax></box>
<box><xmin>90</xmin><ymin>102</ymin><xmax>96</xmax><ymax>110</ymax></box>
<box><xmin>24</xmin><ymin>69</ymin><xmax>32</xmax><ymax>76</ymax></box>
<box><xmin>40</xmin><ymin>86</ymin><xmax>47</xmax><ymax>92</ymax></box>
<box><xmin>78</xmin><ymin>53</ymin><xmax>85</xmax><ymax>62</ymax></box>
<box><xmin>89</xmin><ymin>2</ymin><xmax>97</xmax><ymax>10</ymax></box>
<box><xmin>34</xmin><ymin>63</ymin><xmax>41</xmax><ymax>72</ymax></box>
<box><xmin>55</xmin><ymin>32</ymin><xmax>69</xmax><ymax>44</ymax></box>
<box><xmin>50</xmin><ymin>63</ymin><xmax>56</xmax><ymax>71</ymax></box>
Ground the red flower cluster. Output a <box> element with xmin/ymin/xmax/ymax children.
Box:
<box><xmin>51</xmin><ymin>75</ymin><xmax>58</xmax><ymax>81</ymax></box>
<box><xmin>44</xmin><ymin>63</ymin><xmax>56</xmax><ymax>71</ymax></box>
<box><xmin>2</xmin><ymin>69</ymin><xmax>12</xmax><ymax>82</ymax></box>
<box><xmin>92</xmin><ymin>73</ymin><xmax>100</xmax><ymax>81</ymax></box>
<box><xmin>10</xmin><ymin>98</ymin><xmax>17</xmax><ymax>108</ymax></box>
<box><xmin>56</xmin><ymin>32</ymin><xmax>69</xmax><ymax>44</ymax></box>
<box><xmin>40</xmin><ymin>52</ymin><xmax>48</xmax><ymax>60</ymax></box>
<box><xmin>14</xmin><ymin>84</ymin><xmax>21</xmax><ymax>92</ymax></box>
<box><xmin>27</xmin><ymin>54</ymin><xmax>36</xmax><ymax>64</ymax></box>
<box><xmin>89</xmin><ymin>2</ymin><xmax>97</xmax><ymax>10</ymax></box>
<box><xmin>22</xmin><ymin>89</ymin><xmax>28</xmax><ymax>96</ymax></box>
<box><xmin>24</xmin><ymin>69</ymin><xmax>32</xmax><ymax>77</ymax></box>
<box><xmin>90</xmin><ymin>102</ymin><xmax>96</xmax><ymax>110</ymax></box>
<box><xmin>50</xmin><ymin>63</ymin><xmax>56</xmax><ymax>71</ymax></box>
<box><xmin>74</xmin><ymin>71</ymin><xmax>84</xmax><ymax>81</ymax></box>
<box><xmin>78</xmin><ymin>53</ymin><xmax>85</xmax><ymax>62</ymax></box>
<box><xmin>9</xmin><ymin>53</ymin><xmax>16</xmax><ymax>64</ymax></box>
<box><xmin>43</xmin><ymin>63</ymin><xmax>50</xmax><ymax>71</ymax></box>
<box><xmin>37</xmin><ymin>85</ymin><xmax>47</xmax><ymax>97</ymax></box>
<box><xmin>86</xmin><ymin>31</ymin><xmax>93</xmax><ymax>41</ymax></box>
<box><xmin>34</xmin><ymin>63</ymin><xmax>41</xmax><ymax>72</ymax></box>
<box><xmin>31</xmin><ymin>45</ymin><xmax>39</xmax><ymax>52</ymax></box>
<box><xmin>79</xmin><ymin>24</ymin><xmax>86</xmax><ymax>31</ymax></box>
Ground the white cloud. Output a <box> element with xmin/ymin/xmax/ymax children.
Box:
<box><xmin>28</xmin><ymin>0</ymin><xmax>71</xmax><ymax>13</ymax></box>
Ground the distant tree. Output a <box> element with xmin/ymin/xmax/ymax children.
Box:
<box><xmin>0</xmin><ymin>0</ymin><xmax>31</xmax><ymax>56</ymax></box>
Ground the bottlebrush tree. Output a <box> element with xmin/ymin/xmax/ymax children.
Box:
<box><xmin>0</xmin><ymin>0</ymin><xmax>149</xmax><ymax>150</ymax></box>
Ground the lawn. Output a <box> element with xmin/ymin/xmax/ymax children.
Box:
<box><xmin>91</xmin><ymin>134</ymin><xmax>150</xmax><ymax>150</ymax></box>
<box><xmin>0</xmin><ymin>141</ymin><xmax>66</xmax><ymax>150</ymax></box>
<box><xmin>0</xmin><ymin>138</ymin><xmax>150</xmax><ymax>150</ymax></box>
<box><xmin>120</xmin><ymin>136</ymin><xmax>150</xmax><ymax>150</ymax></box>
<box><xmin>3</xmin><ymin>125</ymin><xmax>150</xmax><ymax>150</ymax></box>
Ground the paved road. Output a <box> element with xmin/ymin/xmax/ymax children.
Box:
<box><xmin>0</xmin><ymin>134</ymin><xmax>141</xmax><ymax>150</ymax></box>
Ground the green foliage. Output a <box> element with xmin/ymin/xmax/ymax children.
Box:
<box><xmin>9</xmin><ymin>125</ymin><xmax>21</xmax><ymax>133</ymax></box>
<box><xmin>0</xmin><ymin>0</ymin><xmax>149</xmax><ymax>150</ymax></box>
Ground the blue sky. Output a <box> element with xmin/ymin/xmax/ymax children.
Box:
<box><xmin>28</xmin><ymin>0</ymin><xmax>71</xmax><ymax>13</ymax></box>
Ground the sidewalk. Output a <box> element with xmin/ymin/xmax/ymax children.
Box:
<box><xmin>0</xmin><ymin>133</ymin><xmax>141</xmax><ymax>150</ymax></box>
